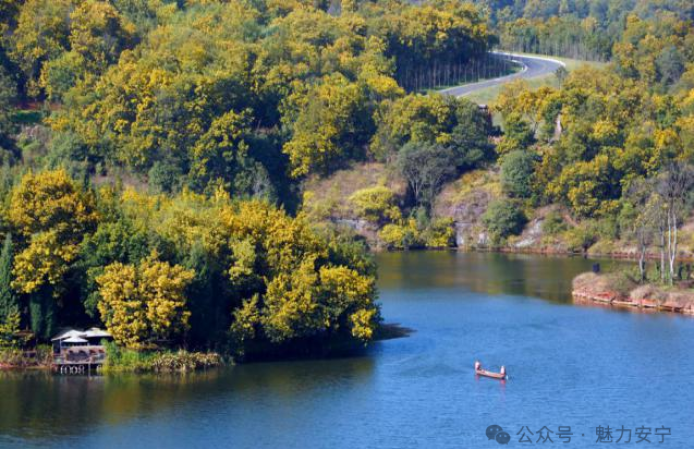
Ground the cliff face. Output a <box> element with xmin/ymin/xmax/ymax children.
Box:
<box><xmin>433</xmin><ymin>174</ymin><xmax>494</xmax><ymax>248</ymax></box>
<box><xmin>301</xmin><ymin>163</ymin><xmax>694</xmax><ymax>257</ymax></box>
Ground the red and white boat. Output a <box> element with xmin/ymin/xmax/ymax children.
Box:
<box><xmin>474</xmin><ymin>361</ymin><xmax>507</xmax><ymax>380</ymax></box>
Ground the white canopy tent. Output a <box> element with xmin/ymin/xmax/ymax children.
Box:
<box><xmin>84</xmin><ymin>328</ymin><xmax>111</xmax><ymax>339</ymax></box>
<box><xmin>51</xmin><ymin>329</ymin><xmax>84</xmax><ymax>342</ymax></box>
<box><xmin>62</xmin><ymin>336</ymin><xmax>88</xmax><ymax>345</ymax></box>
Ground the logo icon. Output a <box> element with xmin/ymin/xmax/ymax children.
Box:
<box><xmin>486</xmin><ymin>425</ymin><xmax>511</xmax><ymax>445</ymax></box>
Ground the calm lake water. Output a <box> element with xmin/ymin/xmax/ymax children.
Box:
<box><xmin>1</xmin><ymin>252</ymin><xmax>692</xmax><ymax>448</ymax></box>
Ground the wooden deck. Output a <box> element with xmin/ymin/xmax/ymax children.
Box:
<box><xmin>52</xmin><ymin>345</ymin><xmax>107</xmax><ymax>374</ymax></box>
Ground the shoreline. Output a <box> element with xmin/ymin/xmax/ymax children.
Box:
<box><xmin>572</xmin><ymin>290</ymin><xmax>694</xmax><ymax>316</ymax></box>
<box><xmin>372</xmin><ymin>245</ymin><xmax>669</xmax><ymax>262</ymax></box>
<box><xmin>1</xmin><ymin>325</ymin><xmax>412</xmax><ymax>372</ymax></box>
<box><xmin>372</xmin><ymin>243</ymin><xmax>694</xmax><ymax>264</ymax></box>
<box><xmin>572</xmin><ymin>272</ymin><xmax>694</xmax><ymax>317</ymax></box>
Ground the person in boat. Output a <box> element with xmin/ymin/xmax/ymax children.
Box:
<box><xmin>500</xmin><ymin>366</ymin><xmax>506</xmax><ymax>377</ymax></box>
<box><xmin>474</xmin><ymin>361</ymin><xmax>481</xmax><ymax>371</ymax></box>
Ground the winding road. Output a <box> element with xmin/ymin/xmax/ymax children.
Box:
<box><xmin>439</xmin><ymin>52</ymin><xmax>566</xmax><ymax>99</ymax></box>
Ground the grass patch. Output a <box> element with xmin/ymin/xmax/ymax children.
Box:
<box><xmin>103</xmin><ymin>342</ymin><xmax>224</xmax><ymax>373</ymax></box>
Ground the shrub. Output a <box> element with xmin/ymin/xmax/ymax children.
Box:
<box><xmin>0</xmin><ymin>345</ymin><xmax>52</xmax><ymax>367</ymax></box>
<box><xmin>349</xmin><ymin>185</ymin><xmax>401</xmax><ymax>223</ymax></box>
<box><xmin>565</xmin><ymin>221</ymin><xmax>599</xmax><ymax>253</ymax></box>
<box><xmin>482</xmin><ymin>199</ymin><xmax>527</xmax><ymax>243</ymax></box>
<box><xmin>103</xmin><ymin>342</ymin><xmax>223</xmax><ymax>373</ymax></box>
<box><xmin>378</xmin><ymin>220</ymin><xmax>422</xmax><ymax>250</ymax></box>
<box><xmin>422</xmin><ymin>218</ymin><xmax>456</xmax><ymax>248</ymax></box>
<box><xmin>149</xmin><ymin>351</ymin><xmax>222</xmax><ymax>372</ymax></box>
<box><xmin>542</xmin><ymin>210</ymin><xmax>568</xmax><ymax>235</ymax></box>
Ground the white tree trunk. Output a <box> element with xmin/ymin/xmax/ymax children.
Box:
<box><xmin>669</xmin><ymin>212</ymin><xmax>678</xmax><ymax>283</ymax></box>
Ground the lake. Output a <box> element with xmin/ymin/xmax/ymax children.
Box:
<box><xmin>1</xmin><ymin>252</ymin><xmax>692</xmax><ymax>448</ymax></box>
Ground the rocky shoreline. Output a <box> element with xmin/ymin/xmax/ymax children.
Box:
<box><xmin>571</xmin><ymin>273</ymin><xmax>694</xmax><ymax>316</ymax></box>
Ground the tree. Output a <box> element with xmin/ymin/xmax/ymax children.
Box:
<box><xmin>448</xmin><ymin>100</ymin><xmax>494</xmax><ymax>168</ymax></box>
<box><xmin>40</xmin><ymin>0</ymin><xmax>135</xmax><ymax>100</ymax></box>
<box><xmin>372</xmin><ymin>94</ymin><xmax>491</xmax><ymax>162</ymax></box>
<box><xmin>283</xmin><ymin>74</ymin><xmax>374</xmax><ymax>177</ymax></box>
<box><xmin>140</xmin><ymin>255</ymin><xmax>195</xmax><ymax>342</ymax></box>
<box><xmin>482</xmin><ymin>199</ymin><xmax>527</xmax><ymax>243</ymax></box>
<box><xmin>259</xmin><ymin>259</ymin><xmax>375</xmax><ymax>343</ymax></box>
<box><xmin>9</xmin><ymin>0</ymin><xmax>74</xmax><ymax>96</ymax></box>
<box><xmin>501</xmin><ymin>150</ymin><xmax>536</xmax><ymax>198</ymax></box>
<box><xmin>497</xmin><ymin>112</ymin><xmax>536</xmax><ymax>153</ymax></box>
<box><xmin>656</xmin><ymin>162</ymin><xmax>694</xmax><ymax>284</ymax></box>
<box><xmin>373</xmin><ymin>94</ymin><xmax>454</xmax><ymax>155</ymax></box>
<box><xmin>8</xmin><ymin>169</ymin><xmax>97</xmax><ymax>239</ymax></box>
<box><xmin>376</xmin><ymin>1</ymin><xmax>490</xmax><ymax>91</ymax></box>
<box><xmin>9</xmin><ymin>170</ymin><xmax>97</xmax><ymax>295</ymax></box>
<box><xmin>96</xmin><ymin>262</ymin><xmax>147</xmax><ymax>348</ymax></box>
<box><xmin>28</xmin><ymin>286</ymin><xmax>57</xmax><ymax>340</ymax></box>
<box><xmin>97</xmin><ymin>254</ymin><xmax>194</xmax><ymax>349</ymax></box>
<box><xmin>68</xmin><ymin>0</ymin><xmax>134</xmax><ymax>69</ymax></box>
<box><xmin>554</xmin><ymin>66</ymin><xmax>568</xmax><ymax>85</ymax></box>
<box><xmin>188</xmin><ymin>109</ymin><xmax>252</xmax><ymax>192</ymax></box>
<box><xmin>11</xmin><ymin>229</ymin><xmax>81</xmax><ymax>294</ymax></box>
<box><xmin>547</xmin><ymin>154</ymin><xmax>619</xmax><ymax>217</ymax></box>
<box><xmin>0</xmin><ymin>234</ymin><xmax>17</xmax><ymax>323</ymax></box>
<box><xmin>223</xmin><ymin>200</ymin><xmax>379</xmax><ymax>350</ymax></box>
<box><xmin>655</xmin><ymin>45</ymin><xmax>685</xmax><ymax>85</ymax></box>
<box><xmin>77</xmin><ymin>218</ymin><xmax>150</xmax><ymax>317</ymax></box>
<box><xmin>396</xmin><ymin>143</ymin><xmax>457</xmax><ymax>211</ymax></box>
<box><xmin>0</xmin><ymin>66</ymin><xmax>17</xmax><ymax>161</ymax></box>
<box><xmin>0</xmin><ymin>307</ymin><xmax>21</xmax><ymax>348</ymax></box>
<box><xmin>624</xmin><ymin>179</ymin><xmax>658</xmax><ymax>282</ymax></box>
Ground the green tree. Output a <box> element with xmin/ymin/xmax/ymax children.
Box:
<box><xmin>501</xmin><ymin>150</ymin><xmax>536</xmax><ymax>198</ymax></box>
<box><xmin>188</xmin><ymin>109</ymin><xmax>253</xmax><ymax>193</ymax></box>
<box><xmin>482</xmin><ymin>199</ymin><xmax>527</xmax><ymax>243</ymax></box>
<box><xmin>0</xmin><ymin>234</ymin><xmax>17</xmax><ymax>323</ymax></box>
<box><xmin>396</xmin><ymin>143</ymin><xmax>457</xmax><ymax>211</ymax></box>
<box><xmin>0</xmin><ymin>66</ymin><xmax>17</xmax><ymax>161</ymax></box>
<box><xmin>655</xmin><ymin>45</ymin><xmax>685</xmax><ymax>86</ymax></box>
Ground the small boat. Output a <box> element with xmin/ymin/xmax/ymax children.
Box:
<box><xmin>475</xmin><ymin>361</ymin><xmax>507</xmax><ymax>380</ymax></box>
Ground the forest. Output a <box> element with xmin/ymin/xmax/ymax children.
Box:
<box><xmin>0</xmin><ymin>0</ymin><xmax>693</xmax><ymax>361</ymax></box>
<box><xmin>0</xmin><ymin>0</ymin><xmax>496</xmax><ymax>357</ymax></box>
<box><xmin>482</xmin><ymin>0</ymin><xmax>693</xmax><ymax>62</ymax></box>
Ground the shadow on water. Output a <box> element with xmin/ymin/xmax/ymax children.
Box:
<box><xmin>375</xmin><ymin>322</ymin><xmax>415</xmax><ymax>340</ymax></box>
<box><xmin>0</xmin><ymin>355</ymin><xmax>376</xmax><ymax>443</ymax></box>
<box><xmin>375</xmin><ymin>250</ymin><xmax>628</xmax><ymax>304</ymax></box>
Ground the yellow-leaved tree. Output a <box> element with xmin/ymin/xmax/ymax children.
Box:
<box><xmin>9</xmin><ymin>170</ymin><xmax>97</xmax><ymax>295</ymax></box>
<box><xmin>11</xmin><ymin>230</ymin><xmax>81</xmax><ymax>294</ymax></box>
<box><xmin>97</xmin><ymin>254</ymin><xmax>195</xmax><ymax>350</ymax></box>
<box><xmin>224</xmin><ymin>201</ymin><xmax>379</xmax><ymax>349</ymax></box>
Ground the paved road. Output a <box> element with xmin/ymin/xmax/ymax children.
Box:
<box><xmin>439</xmin><ymin>52</ymin><xmax>565</xmax><ymax>99</ymax></box>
